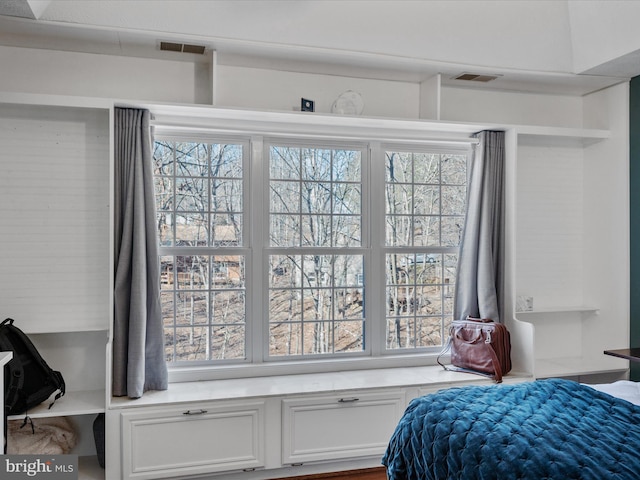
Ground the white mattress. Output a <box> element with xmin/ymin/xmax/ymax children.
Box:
<box><xmin>587</xmin><ymin>380</ymin><xmax>640</xmax><ymax>406</ymax></box>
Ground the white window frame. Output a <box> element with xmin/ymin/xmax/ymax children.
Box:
<box><xmin>152</xmin><ymin>116</ymin><xmax>476</xmax><ymax>383</ymax></box>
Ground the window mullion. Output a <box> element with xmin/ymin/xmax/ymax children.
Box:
<box><xmin>249</xmin><ymin>135</ymin><xmax>265</xmax><ymax>364</ymax></box>
<box><xmin>368</xmin><ymin>142</ymin><xmax>384</xmax><ymax>356</ymax></box>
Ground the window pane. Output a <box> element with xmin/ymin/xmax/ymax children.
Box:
<box><xmin>210</xmin><ymin>325</ymin><xmax>245</xmax><ymax>360</ymax></box>
<box><xmin>157</xmin><ymin>212</ymin><xmax>173</xmax><ymax>246</ymax></box>
<box><xmin>176</xmin><ymin>291</ymin><xmax>208</xmax><ymax>325</ymax></box>
<box><xmin>154</xmin><ymin>176</ymin><xmax>173</xmax><ymax>212</ymax></box>
<box><xmin>175</xmin><ymin>255</ymin><xmax>208</xmax><ymax>289</ymax></box>
<box><xmin>171</xmin><ymin>326</ymin><xmax>210</xmax><ymax>362</ymax></box>
<box><xmin>333</xmin><ymin>182</ymin><xmax>361</xmax><ymax>214</ymax></box>
<box><xmin>270</xmin><ymin>146</ymin><xmax>300</xmax><ymax>180</ymax></box>
<box><xmin>441</xmin><ymin>155</ymin><xmax>467</xmax><ymax>185</ymax></box>
<box><xmin>212</xmin><ymin>255</ymin><xmax>244</xmax><ymax>286</ymax></box>
<box><xmin>414</xmin><ymin>216</ymin><xmax>440</xmax><ymax>246</ymax></box>
<box><xmin>270</xmin><ymin>255</ymin><xmax>302</xmax><ymax>286</ymax></box>
<box><xmin>268</xmin><ymin>254</ymin><xmax>364</xmax><ymax>357</ymax></box>
<box><xmin>302</xmin><ymin>148</ymin><xmax>332</xmax><ymax>181</ymax></box>
<box><xmin>175</xmin><ymin>177</ymin><xmax>207</xmax><ymax>211</ymax></box>
<box><xmin>441</xmin><ymin>216</ymin><xmax>464</xmax><ymax>246</ymax></box>
<box><xmin>212</xmin><ymin>144</ymin><xmax>243</xmax><ymax>178</ymax></box>
<box><xmin>415</xmin><ymin>317</ymin><xmax>444</xmax><ymax>347</ymax></box>
<box><xmin>269</xmin><ymin>323</ymin><xmax>302</xmax><ymax>356</ymax></box>
<box><xmin>442</xmin><ymin>185</ymin><xmax>465</xmax><ymax>215</ymax></box>
<box><xmin>154</xmin><ymin>141</ymin><xmax>174</xmax><ymax>175</ymax></box>
<box><xmin>334</xmin><ymin>321</ymin><xmax>364</xmax><ymax>352</ymax></box>
<box><xmin>175</xmin><ymin>213</ymin><xmax>208</xmax><ymax>246</ymax></box>
<box><xmin>176</xmin><ymin>142</ymin><xmax>209</xmax><ymax>177</ymax></box>
<box><xmin>386</xmin><ymin>152</ymin><xmax>412</xmax><ymax>183</ymax></box>
<box><xmin>413</xmin><ymin>185</ymin><xmax>439</xmax><ymax>215</ymax></box>
<box><xmin>270</xmin><ymin>181</ymin><xmax>300</xmax><ymax>213</ymax></box>
<box><xmin>386</xmin><ymin>215</ymin><xmax>412</xmax><ymax>246</ymax></box>
<box><xmin>211</xmin><ymin>178</ymin><xmax>242</xmax><ymax>212</ymax></box>
<box><xmin>386</xmin><ymin>183</ymin><xmax>412</xmax><ymax>215</ymax></box>
<box><xmin>301</xmin><ymin>182</ymin><xmax>332</xmax><ymax>214</ymax></box>
<box><xmin>412</xmin><ymin>153</ymin><xmax>439</xmax><ymax>184</ymax></box>
<box><xmin>301</xmin><ymin>215</ymin><xmax>332</xmax><ymax>247</ymax></box>
<box><xmin>211</xmin><ymin>214</ymin><xmax>241</xmax><ymax>246</ymax></box>
<box><xmin>211</xmin><ymin>290</ymin><xmax>245</xmax><ymax>324</ymax></box>
<box><xmin>270</xmin><ymin>214</ymin><xmax>301</xmax><ymax>247</ymax></box>
<box><xmin>334</xmin><ymin>150</ymin><xmax>361</xmax><ymax>183</ymax></box>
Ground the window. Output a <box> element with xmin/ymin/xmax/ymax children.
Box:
<box><xmin>153</xmin><ymin>135</ymin><xmax>468</xmax><ymax>372</ymax></box>
<box><xmin>384</xmin><ymin>150</ymin><xmax>467</xmax><ymax>350</ymax></box>
<box><xmin>267</xmin><ymin>144</ymin><xmax>365</xmax><ymax>357</ymax></box>
<box><xmin>153</xmin><ymin>139</ymin><xmax>248</xmax><ymax>363</ymax></box>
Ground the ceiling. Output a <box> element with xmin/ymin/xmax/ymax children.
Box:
<box><xmin>0</xmin><ymin>0</ymin><xmax>638</xmax><ymax>96</ymax></box>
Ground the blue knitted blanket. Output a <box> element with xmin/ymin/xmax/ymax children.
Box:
<box><xmin>382</xmin><ymin>379</ymin><xmax>640</xmax><ymax>480</ymax></box>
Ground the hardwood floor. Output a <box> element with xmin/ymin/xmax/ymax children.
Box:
<box><xmin>269</xmin><ymin>467</ymin><xmax>387</xmax><ymax>480</ymax></box>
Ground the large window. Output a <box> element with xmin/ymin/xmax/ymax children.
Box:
<box><xmin>153</xmin><ymin>135</ymin><xmax>468</xmax><ymax>371</ymax></box>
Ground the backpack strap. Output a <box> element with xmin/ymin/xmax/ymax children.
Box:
<box><xmin>48</xmin><ymin>370</ymin><xmax>65</xmax><ymax>409</ymax></box>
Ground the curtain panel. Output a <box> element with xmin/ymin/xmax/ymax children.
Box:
<box><xmin>454</xmin><ymin>130</ymin><xmax>505</xmax><ymax>322</ymax></box>
<box><xmin>113</xmin><ymin>108</ymin><xmax>168</xmax><ymax>398</ymax></box>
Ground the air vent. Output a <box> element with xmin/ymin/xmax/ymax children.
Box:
<box><xmin>160</xmin><ymin>41</ymin><xmax>206</xmax><ymax>55</ymax></box>
<box><xmin>452</xmin><ymin>73</ymin><xmax>501</xmax><ymax>83</ymax></box>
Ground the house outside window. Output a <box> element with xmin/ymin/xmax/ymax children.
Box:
<box><xmin>153</xmin><ymin>134</ymin><xmax>468</xmax><ymax>375</ymax></box>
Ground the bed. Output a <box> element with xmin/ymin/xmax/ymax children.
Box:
<box><xmin>382</xmin><ymin>378</ymin><xmax>640</xmax><ymax>480</ymax></box>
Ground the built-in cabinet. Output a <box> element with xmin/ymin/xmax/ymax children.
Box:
<box><xmin>121</xmin><ymin>399</ymin><xmax>265</xmax><ymax>479</ymax></box>
<box><xmin>282</xmin><ymin>390</ymin><xmax>406</xmax><ymax>465</ymax></box>
<box><xmin>0</xmin><ymin>69</ymin><xmax>631</xmax><ymax>479</ymax></box>
<box><xmin>109</xmin><ymin>368</ymin><xmax>525</xmax><ymax>480</ymax></box>
<box><xmin>0</xmin><ymin>97</ymin><xmax>112</xmax><ymax>479</ymax></box>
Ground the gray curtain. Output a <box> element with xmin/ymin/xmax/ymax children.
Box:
<box><xmin>113</xmin><ymin>108</ymin><xmax>168</xmax><ymax>398</ymax></box>
<box><xmin>454</xmin><ymin>131</ymin><xmax>505</xmax><ymax>322</ymax></box>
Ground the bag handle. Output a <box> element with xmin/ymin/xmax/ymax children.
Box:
<box><xmin>453</xmin><ymin>327</ymin><xmax>483</xmax><ymax>344</ymax></box>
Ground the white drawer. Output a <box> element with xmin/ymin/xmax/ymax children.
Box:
<box><xmin>120</xmin><ymin>400</ymin><xmax>265</xmax><ymax>479</ymax></box>
<box><xmin>282</xmin><ymin>390</ymin><xmax>405</xmax><ymax>464</ymax></box>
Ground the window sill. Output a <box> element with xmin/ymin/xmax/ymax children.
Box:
<box><xmin>108</xmin><ymin>365</ymin><xmax>532</xmax><ymax>410</ymax></box>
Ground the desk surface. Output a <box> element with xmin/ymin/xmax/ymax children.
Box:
<box><xmin>604</xmin><ymin>348</ymin><xmax>640</xmax><ymax>362</ymax></box>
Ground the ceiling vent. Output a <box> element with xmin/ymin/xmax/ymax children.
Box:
<box><xmin>452</xmin><ymin>73</ymin><xmax>501</xmax><ymax>82</ymax></box>
<box><xmin>160</xmin><ymin>41</ymin><xmax>206</xmax><ymax>55</ymax></box>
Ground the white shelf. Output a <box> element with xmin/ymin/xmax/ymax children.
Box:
<box><xmin>516</xmin><ymin>125</ymin><xmax>610</xmax><ymax>146</ymax></box>
<box><xmin>535</xmin><ymin>355</ymin><xmax>629</xmax><ymax>378</ymax></box>
<box><xmin>21</xmin><ymin>326</ymin><xmax>109</xmax><ymax>335</ymax></box>
<box><xmin>7</xmin><ymin>389</ymin><xmax>105</xmax><ymax>420</ymax></box>
<box><xmin>517</xmin><ymin>306</ymin><xmax>599</xmax><ymax>316</ymax></box>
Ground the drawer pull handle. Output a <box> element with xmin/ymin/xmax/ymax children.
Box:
<box><xmin>183</xmin><ymin>409</ymin><xmax>208</xmax><ymax>416</ymax></box>
<box><xmin>338</xmin><ymin>397</ymin><xmax>360</xmax><ymax>403</ymax></box>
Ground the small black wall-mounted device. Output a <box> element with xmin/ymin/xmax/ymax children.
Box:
<box><xmin>301</xmin><ymin>98</ymin><xmax>315</xmax><ymax>112</ymax></box>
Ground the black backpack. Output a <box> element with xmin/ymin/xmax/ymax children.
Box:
<box><xmin>1</xmin><ymin>318</ymin><xmax>65</xmax><ymax>416</ymax></box>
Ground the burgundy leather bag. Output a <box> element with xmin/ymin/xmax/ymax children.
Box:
<box><xmin>437</xmin><ymin>317</ymin><xmax>512</xmax><ymax>383</ymax></box>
